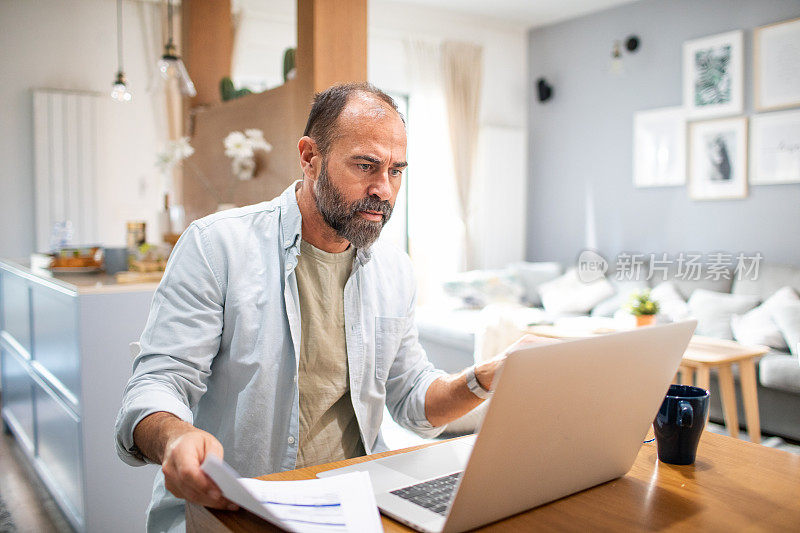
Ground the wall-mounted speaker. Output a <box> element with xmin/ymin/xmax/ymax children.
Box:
<box><xmin>537</xmin><ymin>78</ymin><xmax>553</xmax><ymax>102</ymax></box>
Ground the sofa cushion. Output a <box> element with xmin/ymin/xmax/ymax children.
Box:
<box><xmin>538</xmin><ymin>268</ymin><xmax>614</xmax><ymax>315</ymax></box>
<box><xmin>508</xmin><ymin>262</ymin><xmax>562</xmax><ymax>306</ymax></box>
<box><xmin>773</xmin><ymin>302</ymin><xmax>800</xmax><ymax>358</ymax></box>
<box><xmin>442</xmin><ymin>269</ymin><xmax>524</xmax><ymax>308</ymax></box>
<box><xmin>650</xmin><ymin>282</ymin><xmax>691</xmax><ymax>322</ymax></box>
<box><xmin>661</xmin><ymin>264</ymin><xmax>734</xmax><ymax>299</ymax></box>
<box><xmin>590</xmin><ymin>281</ymin><xmax>649</xmax><ymax>318</ymax></box>
<box><xmin>731</xmin><ymin>287</ymin><xmax>799</xmax><ymax>350</ymax></box>
<box><xmin>732</xmin><ymin>263</ymin><xmax>800</xmax><ymax>300</ymax></box>
<box><xmin>687</xmin><ymin>289</ymin><xmax>759</xmax><ymax>339</ymax></box>
<box><xmin>759</xmin><ymin>353</ymin><xmax>800</xmax><ymax>394</ymax></box>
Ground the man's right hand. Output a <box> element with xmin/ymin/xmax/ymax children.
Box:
<box><xmin>133</xmin><ymin>411</ymin><xmax>238</xmax><ymax>511</ymax></box>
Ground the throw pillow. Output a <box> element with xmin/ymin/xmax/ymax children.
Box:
<box><xmin>772</xmin><ymin>302</ymin><xmax>800</xmax><ymax>358</ymax></box>
<box><xmin>442</xmin><ymin>270</ymin><xmax>524</xmax><ymax>308</ymax></box>
<box><xmin>731</xmin><ymin>286</ymin><xmax>799</xmax><ymax>350</ymax></box>
<box><xmin>650</xmin><ymin>282</ymin><xmax>691</xmax><ymax>322</ymax></box>
<box><xmin>687</xmin><ymin>289</ymin><xmax>759</xmax><ymax>340</ymax></box>
<box><xmin>538</xmin><ymin>268</ymin><xmax>614</xmax><ymax>315</ymax></box>
<box><xmin>591</xmin><ymin>280</ymin><xmax>650</xmax><ymax>318</ymax></box>
<box><xmin>508</xmin><ymin>262</ymin><xmax>563</xmax><ymax>306</ymax></box>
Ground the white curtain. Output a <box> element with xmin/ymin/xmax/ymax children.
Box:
<box><xmin>441</xmin><ymin>41</ymin><xmax>483</xmax><ymax>271</ymax></box>
<box><xmin>404</xmin><ymin>40</ymin><xmax>463</xmax><ymax>304</ymax></box>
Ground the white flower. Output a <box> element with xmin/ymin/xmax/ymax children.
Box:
<box><xmin>232</xmin><ymin>157</ymin><xmax>256</xmax><ymax>180</ymax></box>
<box><xmin>156</xmin><ymin>137</ymin><xmax>194</xmax><ymax>172</ymax></box>
<box><xmin>245</xmin><ymin>129</ymin><xmax>273</xmax><ymax>153</ymax></box>
<box><xmin>173</xmin><ymin>137</ymin><xmax>195</xmax><ymax>159</ymax></box>
<box><xmin>224</xmin><ymin>131</ymin><xmax>253</xmax><ymax>159</ymax></box>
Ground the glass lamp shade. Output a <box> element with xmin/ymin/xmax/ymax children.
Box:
<box><xmin>158</xmin><ymin>54</ymin><xmax>197</xmax><ymax>97</ymax></box>
<box><xmin>111</xmin><ymin>72</ymin><xmax>132</xmax><ymax>102</ymax></box>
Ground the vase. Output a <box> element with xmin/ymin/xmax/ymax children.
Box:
<box><xmin>636</xmin><ymin>314</ymin><xmax>656</xmax><ymax>327</ymax></box>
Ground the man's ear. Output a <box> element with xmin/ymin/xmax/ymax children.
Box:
<box><xmin>298</xmin><ymin>136</ymin><xmax>320</xmax><ymax>181</ymax></box>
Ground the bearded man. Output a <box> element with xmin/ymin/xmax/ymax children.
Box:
<box><xmin>115</xmin><ymin>83</ymin><xmax>503</xmax><ymax>532</ymax></box>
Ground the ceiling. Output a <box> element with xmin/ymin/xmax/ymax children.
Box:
<box><xmin>375</xmin><ymin>0</ymin><xmax>641</xmax><ymax>28</ymax></box>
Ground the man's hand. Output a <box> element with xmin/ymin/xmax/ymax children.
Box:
<box><xmin>133</xmin><ymin>412</ymin><xmax>238</xmax><ymax>511</ymax></box>
<box><xmin>474</xmin><ymin>334</ymin><xmax>562</xmax><ymax>390</ymax></box>
<box><xmin>425</xmin><ymin>334</ymin><xmax>561</xmax><ymax>426</ymax></box>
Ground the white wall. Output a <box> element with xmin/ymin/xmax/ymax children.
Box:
<box><xmin>233</xmin><ymin>0</ymin><xmax>529</xmax><ymax>272</ymax></box>
<box><xmin>0</xmin><ymin>0</ymin><xmax>167</xmax><ymax>257</ymax></box>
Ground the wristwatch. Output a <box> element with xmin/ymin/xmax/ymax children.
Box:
<box><xmin>465</xmin><ymin>365</ymin><xmax>493</xmax><ymax>400</ymax></box>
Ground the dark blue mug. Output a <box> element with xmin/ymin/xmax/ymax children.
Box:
<box><xmin>653</xmin><ymin>384</ymin><xmax>710</xmax><ymax>465</ymax></box>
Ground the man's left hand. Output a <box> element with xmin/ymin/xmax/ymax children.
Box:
<box><xmin>474</xmin><ymin>334</ymin><xmax>562</xmax><ymax>390</ymax></box>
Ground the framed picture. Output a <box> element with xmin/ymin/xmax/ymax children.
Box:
<box><xmin>633</xmin><ymin>106</ymin><xmax>686</xmax><ymax>187</ymax></box>
<box><xmin>689</xmin><ymin>117</ymin><xmax>748</xmax><ymax>200</ymax></box>
<box><xmin>755</xmin><ymin>17</ymin><xmax>800</xmax><ymax>111</ymax></box>
<box><xmin>683</xmin><ymin>30</ymin><xmax>744</xmax><ymax>119</ymax></box>
<box><xmin>750</xmin><ymin>109</ymin><xmax>800</xmax><ymax>184</ymax></box>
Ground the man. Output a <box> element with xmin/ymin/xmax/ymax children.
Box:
<box><xmin>115</xmin><ymin>83</ymin><xmax>504</xmax><ymax>532</ymax></box>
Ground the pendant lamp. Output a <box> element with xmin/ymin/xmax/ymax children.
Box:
<box><xmin>111</xmin><ymin>0</ymin><xmax>132</xmax><ymax>102</ymax></box>
<box><xmin>158</xmin><ymin>0</ymin><xmax>197</xmax><ymax>97</ymax></box>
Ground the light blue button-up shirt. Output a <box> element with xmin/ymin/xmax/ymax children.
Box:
<box><xmin>115</xmin><ymin>182</ymin><xmax>446</xmax><ymax>532</ymax></box>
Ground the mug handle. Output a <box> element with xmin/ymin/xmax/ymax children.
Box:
<box><xmin>678</xmin><ymin>400</ymin><xmax>694</xmax><ymax>428</ymax></box>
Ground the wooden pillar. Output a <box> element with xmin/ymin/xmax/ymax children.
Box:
<box><xmin>181</xmin><ymin>0</ymin><xmax>233</xmax><ymax>107</ymax></box>
<box><xmin>296</xmin><ymin>0</ymin><xmax>368</xmax><ymax>95</ymax></box>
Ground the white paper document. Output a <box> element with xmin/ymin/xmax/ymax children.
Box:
<box><xmin>201</xmin><ymin>455</ymin><xmax>383</xmax><ymax>533</ymax></box>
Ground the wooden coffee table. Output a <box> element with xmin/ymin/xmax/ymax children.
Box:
<box><xmin>527</xmin><ymin>325</ymin><xmax>769</xmax><ymax>443</ymax></box>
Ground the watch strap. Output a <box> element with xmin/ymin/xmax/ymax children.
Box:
<box><xmin>465</xmin><ymin>365</ymin><xmax>492</xmax><ymax>400</ymax></box>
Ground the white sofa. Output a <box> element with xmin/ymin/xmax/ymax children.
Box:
<box><xmin>416</xmin><ymin>261</ymin><xmax>800</xmax><ymax>441</ymax></box>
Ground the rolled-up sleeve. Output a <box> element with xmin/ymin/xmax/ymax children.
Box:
<box><xmin>115</xmin><ymin>222</ymin><xmax>225</xmax><ymax>466</ymax></box>
<box><xmin>383</xmin><ymin>285</ymin><xmax>448</xmax><ymax>439</ymax></box>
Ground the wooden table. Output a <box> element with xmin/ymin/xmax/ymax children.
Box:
<box><xmin>187</xmin><ymin>432</ymin><xmax>800</xmax><ymax>532</ymax></box>
<box><xmin>528</xmin><ymin>325</ymin><xmax>769</xmax><ymax>444</ymax></box>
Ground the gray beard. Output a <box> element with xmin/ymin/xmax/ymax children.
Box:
<box><xmin>313</xmin><ymin>160</ymin><xmax>393</xmax><ymax>249</ymax></box>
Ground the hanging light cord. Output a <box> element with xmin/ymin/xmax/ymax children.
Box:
<box><xmin>166</xmin><ymin>0</ymin><xmax>174</xmax><ymax>48</ymax></box>
<box><xmin>116</xmin><ymin>0</ymin><xmax>124</xmax><ymax>72</ymax></box>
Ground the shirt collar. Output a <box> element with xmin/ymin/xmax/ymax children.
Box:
<box><xmin>279</xmin><ymin>180</ymin><xmax>373</xmax><ymax>266</ymax></box>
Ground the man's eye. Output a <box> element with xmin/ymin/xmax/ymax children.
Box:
<box><xmin>358</xmin><ymin>163</ymin><xmax>372</xmax><ymax>172</ymax></box>
<box><xmin>390</xmin><ymin>168</ymin><xmax>403</xmax><ymax>177</ymax></box>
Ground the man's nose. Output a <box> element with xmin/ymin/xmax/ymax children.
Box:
<box><xmin>369</xmin><ymin>170</ymin><xmax>392</xmax><ymax>201</ymax></box>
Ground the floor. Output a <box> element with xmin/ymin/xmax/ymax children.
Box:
<box><xmin>0</xmin><ymin>425</ymin><xmax>72</xmax><ymax>533</ymax></box>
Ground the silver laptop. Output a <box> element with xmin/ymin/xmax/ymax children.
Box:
<box><xmin>319</xmin><ymin>320</ymin><xmax>697</xmax><ymax>533</ymax></box>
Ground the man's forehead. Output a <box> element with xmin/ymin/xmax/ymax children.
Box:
<box><xmin>336</xmin><ymin>93</ymin><xmax>404</xmax><ymax>131</ymax></box>
<box><xmin>331</xmin><ymin>94</ymin><xmax>407</xmax><ymax>154</ymax></box>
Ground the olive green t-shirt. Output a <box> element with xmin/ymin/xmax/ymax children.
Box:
<box><xmin>295</xmin><ymin>239</ymin><xmax>365</xmax><ymax>468</ymax></box>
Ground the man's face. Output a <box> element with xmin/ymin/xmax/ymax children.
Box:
<box><xmin>311</xmin><ymin>94</ymin><xmax>407</xmax><ymax>249</ymax></box>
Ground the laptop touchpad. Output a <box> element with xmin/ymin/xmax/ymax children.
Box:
<box><xmin>378</xmin><ymin>437</ymin><xmax>474</xmax><ymax>481</ymax></box>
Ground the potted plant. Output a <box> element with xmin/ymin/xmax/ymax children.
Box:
<box><xmin>626</xmin><ymin>290</ymin><xmax>660</xmax><ymax>326</ymax></box>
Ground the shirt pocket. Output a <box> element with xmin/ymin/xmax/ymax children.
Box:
<box><xmin>374</xmin><ymin>317</ymin><xmax>409</xmax><ymax>381</ymax></box>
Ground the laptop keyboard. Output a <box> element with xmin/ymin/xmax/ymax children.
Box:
<box><xmin>389</xmin><ymin>472</ymin><xmax>462</xmax><ymax>515</ymax></box>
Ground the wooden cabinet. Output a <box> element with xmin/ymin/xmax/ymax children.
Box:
<box><xmin>0</xmin><ymin>260</ymin><xmax>160</xmax><ymax>532</ymax></box>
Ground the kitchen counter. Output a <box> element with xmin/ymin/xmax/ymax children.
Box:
<box><xmin>0</xmin><ymin>257</ymin><xmax>159</xmax><ymax>532</ymax></box>
<box><xmin>0</xmin><ymin>258</ymin><xmax>161</xmax><ymax>296</ymax></box>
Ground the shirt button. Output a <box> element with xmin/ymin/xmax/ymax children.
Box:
<box><xmin>288</xmin><ymin>436</ymin><xmax>295</xmax><ymax>445</ymax></box>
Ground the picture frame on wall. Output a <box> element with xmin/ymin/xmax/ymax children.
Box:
<box><xmin>689</xmin><ymin>117</ymin><xmax>748</xmax><ymax>200</ymax></box>
<box><xmin>754</xmin><ymin>17</ymin><xmax>800</xmax><ymax>111</ymax></box>
<box><xmin>750</xmin><ymin>109</ymin><xmax>800</xmax><ymax>184</ymax></box>
<box><xmin>683</xmin><ymin>30</ymin><xmax>744</xmax><ymax>120</ymax></box>
<box><xmin>633</xmin><ymin>107</ymin><xmax>686</xmax><ymax>187</ymax></box>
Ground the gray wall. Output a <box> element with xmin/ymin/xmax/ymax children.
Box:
<box><xmin>526</xmin><ymin>0</ymin><xmax>800</xmax><ymax>268</ymax></box>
